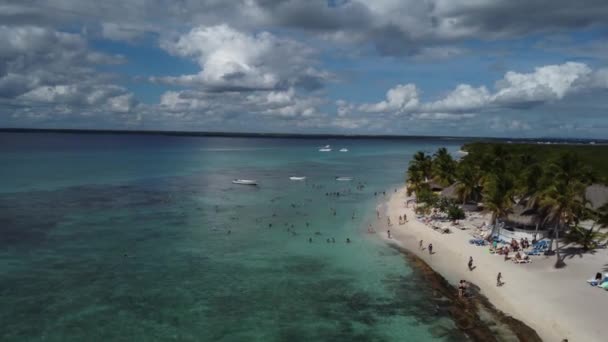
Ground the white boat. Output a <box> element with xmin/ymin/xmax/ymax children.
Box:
<box><xmin>232</xmin><ymin>179</ymin><xmax>257</xmax><ymax>186</ymax></box>
<box><xmin>339</xmin><ymin>148</ymin><xmax>348</xmax><ymax>152</ymax></box>
<box><xmin>319</xmin><ymin>148</ymin><xmax>332</xmax><ymax>152</ymax></box>
<box><xmin>335</xmin><ymin>176</ymin><xmax>353</xmax><ymax>181</ymax></box>
<box><xmin>289</xmin><ymin>176</ymin><xmax>306</xmax><ymax>181</ymax></box>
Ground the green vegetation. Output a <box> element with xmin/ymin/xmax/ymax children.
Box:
<box><xmin>407</xmin><ymin>142</ymin><xmax>608</xmax><ymax>268</ymax></box>
<box><xmin>462</xmin><ymin>142</ymin><xmax>608</xmax><ymax>184</ymax></box>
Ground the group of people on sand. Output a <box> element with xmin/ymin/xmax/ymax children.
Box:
<box><xmin>398</xmin><ymin>214</ymin><xmax>407</xmax><ymax>225</ymax></box>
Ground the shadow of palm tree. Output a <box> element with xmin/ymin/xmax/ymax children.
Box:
<box><xmin>550</xmin><ymin>244</ymin><xmax>599</xmax><ymax>268</ymax></box>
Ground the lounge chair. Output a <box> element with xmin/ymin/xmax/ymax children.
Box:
<box><xmin>469</xmin><ymin>238</ymin><xmax>486</xmax><ymax>246</ymax></box>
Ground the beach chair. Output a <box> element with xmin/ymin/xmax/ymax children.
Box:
<box><xmin>469</xmin><ymin>238</ymin><xmax>486</xmax><ymax>246</ymax></box>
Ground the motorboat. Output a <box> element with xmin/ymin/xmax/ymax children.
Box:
<box><xmin>339</xmin><ymin>148</ymin><xmax>348</xmax><ymax>152</ymax></box>
<box><xmin>335</xmin><ymin>176</ymin><xmax>353</xmax><ymax>181</ymax></box>
<box><xmin>318</xmin><ymin>148</ymin><xmax>332</xmax><ymax>152</ymax></box>
<box><xmin>232</xmin><ymin>179</ymin><xmax>257</xmax><ymax>186</ymax></box>
<box><xmin>289</xmin><ymin>176</ymin><xmax>306</xmax><ymax>181</ymax></box>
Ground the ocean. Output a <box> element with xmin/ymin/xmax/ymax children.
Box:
<box><xmin>0</xmin><ymin>132</ymin><xmax>469</xmax><ymax>341</ymax></box>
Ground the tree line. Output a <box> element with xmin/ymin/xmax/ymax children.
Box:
<box><xmin>406</xmin><ymin>144</ymin><xmax>608</xmax><ymax>268</ymax></box>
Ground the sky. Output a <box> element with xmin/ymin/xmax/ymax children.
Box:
<box><xmin>1</xmin><ymin>0</ymin><xmax>608</xmax><ymax>138</ymax></box>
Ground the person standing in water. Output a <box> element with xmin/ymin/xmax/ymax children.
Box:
<box><xmin>387</xmin><ymin>230</ymin><xmax>391</xmax><ymax>239</ymax></box>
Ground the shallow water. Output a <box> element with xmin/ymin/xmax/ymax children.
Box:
<box><xmin>0</xmin><ymin>133</ymin><xmax>469</xmax><ymax>341</ymax></box>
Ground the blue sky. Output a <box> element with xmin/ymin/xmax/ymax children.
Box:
<box><xmin>1</xmin><ymin>0</ymin><xmax>608</xmax><ymax>138</ymax></box>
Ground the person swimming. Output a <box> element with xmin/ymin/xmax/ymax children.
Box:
<box><xmin>346</xmin><ymin>238</ymin><xmax>351</xmax><ymax>243</ymax></box>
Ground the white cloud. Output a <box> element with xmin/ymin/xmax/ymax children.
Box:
<box><xmin>356</xmin><ymin>62</ymin><xmax>608</xmax><ymax>119</ymax></box>
<box><xmin>157</xmin><ymin>87</ymin><xmax>325</xmax><ymax>122</ymax></box>
<box><xmin>359</xmin><ymin>84</ymin><xmax>419</xmax><ymax>113</ymax></box>
<box><xmin>424</xmin><ymin>84</ymin><xmax>491</xmax><ymax>113</ymax></box>
<box><xmin>155</xmin><ymin>24</ymin><xmax>327</xmax><ymax>92</ymax></box>
<box><xmin>0</xmin><ymin>25</ymin><xmax>136</xmax><ymax>117</ymax></box>
<box><xmin>492</xmin><ymin>62</ymin><xmax>592</xmax><ymax>106</ymax></box>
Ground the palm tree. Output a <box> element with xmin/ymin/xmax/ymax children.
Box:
<box><xmin>455</xmin><ymin>161</ymin><xmax>482</xmax><ymax>205</ymax></box>
<box><xmin>536</xmin><ymin>153</ymin><xmax>591</xmax><ymax>268</ymax></box>
<box><xmin>432</xmin><ymin>148</ymin><xmax>456</xmax><ymax>187</ymax></box>
<box><xmin>412</xmin><ymin>151</ymin><xmax>432</xmax><ymax>180</ymax></box>
<box><xmin>406</xmin><ymin>151</ymin><xmax>432</xmax><ymax>196</ymax></box>
<box><xmin>483</xmin><ymin>172</ymin><xmax>515</xmax><ymax>240</ymax></box>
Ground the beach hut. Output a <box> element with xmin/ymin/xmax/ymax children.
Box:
<box><xmin>440</xmin><ymin>182</ymin><xmax>480</xmax><ymax>211</ymax></box>
<box><xmin>500</xmin><ymin>204</ymin><xmax>547</xmax><ymax>240</ymax></box>
<box><xmin>440</xmin><ymin>183</ymin><xmax>458</xmax><ymax>200</ymax></box>
<box><xmin>428</xmin><ymin>180</ymin><xmax>445</xmax><ymax>192</ymax></box>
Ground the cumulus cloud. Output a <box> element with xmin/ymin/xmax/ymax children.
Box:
<box><xmin>492</xmin><ymin>62</ymin><xmax>592</xmax><ymax>107</ymax></box>
<box><xmin>2</xmin><ymin>1</ymin><xmax>608</xmax><ymax>135</ymax></box>
<box><xmin>356</xmin><ymin>62</ymin><xmax>608</xmax><ymax>118</ymax></box>
<box><xmin>158</xmin><ymin>87</ymin><xmax>325</xmax><ymax>123</ymax></box>
<box><xmin>424</xmin><ymin>85</ymin><xmax>491</xmax><ymax>113</ymax></box>
<box><xmin>359</xmin><ymin>84</ymin><xmax>419</xmax><ymax>113</ymax></box>
<box><xmin>5</xmin><ymin>1</ymin><xmax>608</xmax><ymax>56</ymax></box>
<box><xmin>153</xmin><ymin>24</ymin><xmax>329</xmax><ymax>92</ymax></box>
<box><xmin>0</xmin><ymin>25</ymin><xmax>137</xmax><ymax>120</ymax></box>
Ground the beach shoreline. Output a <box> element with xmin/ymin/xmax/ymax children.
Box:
<box><xmin>379</xmin><ymin>186</ymin><xmax>608</xmax><ymax>342</ymax></box>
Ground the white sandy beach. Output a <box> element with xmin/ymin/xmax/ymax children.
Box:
<box><xmin>381</xmin><ymin>187</ymin><xmax>608</xmax><ymax>342</ymax></box>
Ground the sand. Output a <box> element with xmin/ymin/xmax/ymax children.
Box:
<box><xmin>380</xmin><ymin>187</ymin><xmax>608</xmax><ymax>342</ymax></box>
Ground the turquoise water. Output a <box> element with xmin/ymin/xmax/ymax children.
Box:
<box><xmin>0</xmin><ymin>133</ymin><xmax>467</xmax><ymax>341</ymax></box>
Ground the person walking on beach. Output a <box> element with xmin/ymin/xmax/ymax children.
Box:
<box><xmin>496</xmin><ymin>272</ymin><xmax>503</xmax><ymax>286</ymax></box>
<box><xmin>428</xmin><ymin>243</ymin><xmax>433</xmax><ymax>255</ymax></box>
<box><xmin>468</xmin><ymin>256</ymin><xmax>474</xmax><ymax>271</ymax></box>
<box><xmin>419</xmin><ymin>240</ymin><xmax>424</xmax><ymax>250</ymax></box>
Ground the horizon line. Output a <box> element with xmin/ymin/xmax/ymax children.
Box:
<box><xmin>0</xmin><ymin>127</ymin><xmax>606</xmax><ymax>143</ymax></box>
